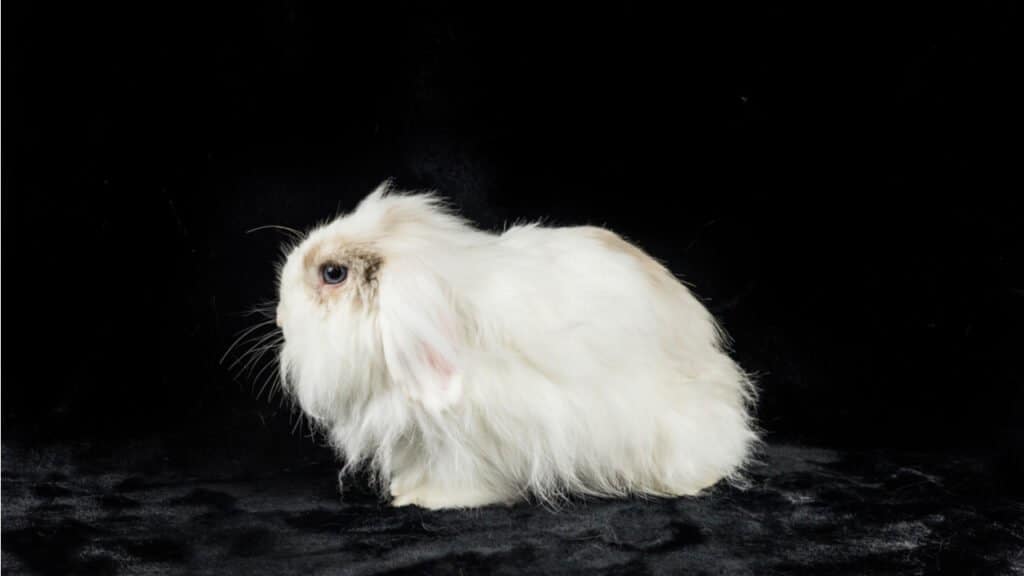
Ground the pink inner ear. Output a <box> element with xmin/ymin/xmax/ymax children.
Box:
<box><xmin>423</xmin><ymin>346</ymin><xmax>454</xmax><ymax>389</ymax></box>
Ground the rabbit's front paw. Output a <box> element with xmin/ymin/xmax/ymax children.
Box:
<box><xmin>389</xmin><ymin>483</ymin><xmax>512</xmax><ymax>510</ymax></box>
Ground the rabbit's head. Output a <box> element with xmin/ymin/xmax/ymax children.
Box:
<box><xmin>276</xmin><ymin>182</ymin><xmax>474</xmax><ymax>423</ymax></box>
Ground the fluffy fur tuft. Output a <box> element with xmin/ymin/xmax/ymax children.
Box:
<box><xmin>274</xmin><ymin>182</ymin><xmax>758</xmax><ymax>509</ymax></box>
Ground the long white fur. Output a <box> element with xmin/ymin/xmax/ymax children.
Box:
<box><xmin>275</xmin><ymin>182</ymin><xmax>758</xmax><ymax>509</ymax></box>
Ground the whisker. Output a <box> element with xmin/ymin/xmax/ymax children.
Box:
<box><xmin>227</xmin><ymin>339</ymin><xmax>271</xmax><ymax>373</ymax></box>
<box><xmin>236</xmin><ymin>341</ymin><xmax>282</xmax><ymax>377</ymax></box>
<box><xmin>253</xmin><ymin>352</ymin><xmax>282</xmax><ymax>400</ymax></box>
<box><xmin>258</xmin><ymin>369</ymin><xmax>280</xmax><ymax>403</ymax></box>
<box><xmin>228</xmin><ymin>330</ymin><xmax>283</xmax><ymax>373</ymax></box>
<box><xmin>220</xmin><ymin>320</ymin><xmax>276</xmax><ymax>365</ymax></box>
<box><xmin>269</xmin><ymin>378</ymin><xmax>285</xmax><ymax>404</ymax></box>
<box><xmin>246</xmin><ymin>224</ymin><xmax>304</xmax><ymax>240</ymax></box>
<box><xmin>222</xmin><ymin>307</ymin><xmax>306</xmax><ymax>441</ymax></box>
<box><xmin>241</xmin><ymin>306</ymin><xmax>277</xmax><ymax>318</ymax></box>
<box><xmin>272</xmin><ymin>364</ymin><xmax>290</xmax><ymax>406</ymax></box>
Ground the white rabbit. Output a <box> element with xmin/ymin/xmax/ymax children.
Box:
<box><xmin>274</xmin><ymin>182</ymin><xmax>758</xmax><ymax>509</ymax></box>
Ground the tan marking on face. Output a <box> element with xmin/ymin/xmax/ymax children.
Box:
<box><xmin>302</xmin><ymin>241</ymin><xmax>326</xmax><ymax>272</ymax></box>
<box><xmin>301</xmin><ymin>239</ymin><xmax>384</xmax><ymax>308</ymax></box>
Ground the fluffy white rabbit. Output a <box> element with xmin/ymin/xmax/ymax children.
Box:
<box><xmin>274</xmin><ymin>182</ymin><xmax>757</xmax><ymax>509</ymax></box>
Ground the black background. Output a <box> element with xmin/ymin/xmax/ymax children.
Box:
<box><xmin>5</xmin><ymin>1</ymin><xmax>1022</xmax><ymax>477</ymax></box>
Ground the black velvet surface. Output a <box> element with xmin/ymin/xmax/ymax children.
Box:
<box><xmin>4</xmin><ymin>442</ymin><xmax>1021</xmax><ymax>575</ymax></box>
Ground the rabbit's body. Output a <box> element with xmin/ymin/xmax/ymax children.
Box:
<box><xmin>275</xmin><ymin>184</ymin><xmax>757</xmax><ymax>509</ymax></box>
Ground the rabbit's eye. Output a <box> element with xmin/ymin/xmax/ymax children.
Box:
<box><xmin>320</xmin><ymin>262</ymin><xmax>348</xmax><ymax>285</ymax></box>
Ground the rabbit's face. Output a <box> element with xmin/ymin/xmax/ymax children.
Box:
<box><xmin>275</xmin><ymin>221</ymin><xmax>388</xmax><ymax>422</ymax></box>
<box><xmin>275</xmin><ymin>184</ymin><xmax>482</xmax><ymax>419</ymax></box>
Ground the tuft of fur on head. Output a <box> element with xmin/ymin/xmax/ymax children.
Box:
<box><xmin>273</xmin><ymin>181</ymin><xmax>759</xmax><ymax>508</ymax></box>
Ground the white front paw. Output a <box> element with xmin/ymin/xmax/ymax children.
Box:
<box><xmin>389</xmin><ymin>484</ymin><xmax>512</xmax><ymax>510</ymax></box>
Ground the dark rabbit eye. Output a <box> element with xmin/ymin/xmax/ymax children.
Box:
<box><xmin>320</xmin><ymin>262</ymin><xmax>348</xmax><ymax>285</ymax></box>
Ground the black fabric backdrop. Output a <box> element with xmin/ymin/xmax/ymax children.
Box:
<box><xmin>4</xmin><ymin>2</ymin><xmax>1023</xmax><ymax>574</ymax></box>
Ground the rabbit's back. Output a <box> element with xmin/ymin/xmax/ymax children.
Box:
<box><xmin>466</xmin><ymin>224</ymin><xmax>724</xmax><ymax>385</ymax></box>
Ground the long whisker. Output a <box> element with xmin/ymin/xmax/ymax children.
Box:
<box><xmin>234</xmin><ymin>339</ymin><xmax>283</xmax><ymax>376</ymax></box>
<box><xmin>220</xmin><ymin>320</ymin><xmax>276</xmax><ymax>365</ymax></box>
<box><xmin>257</xmin><ymin>367</ymin><xmax>280</xmax><ymax>403</ymax></box>
<box><xmin>252</xmin><ymin>351</ymin><xmax>282</xmax><ymax>400</ymax></box>
<box><xmin>225</xmin><ymin>308</ymin><xmax>327</xmax><ymax>445</ymax></box>
<box><xmin>228</xmin><ymin>330</ymin><xmax>283</xmax><ymax>373</ymax></box>
<box><xmin>241</xmin><ymin>305</ymin><xmax>277</xmax><ymax>318</ymax></box>
<box><xmin>246</xmin><ymin>224</ymin><xmax>304</xmax><ymax>240</ymax></box>
<box><xmin>228</xmin><ymin>339</ymin><xmax>272</xmax><ymax>373</ymax></box>
<box><xmin>269</xmin><ymin>377</ymin><xmax>284</xmax><ymax>404</ymax></box>
<box><xmin>272</xmin><ymin>364</ymin><xmax>289</xmax><ymax>407</ymax></box>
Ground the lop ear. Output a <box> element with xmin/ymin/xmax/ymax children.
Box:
<box><xmin>378</xmin><ymin>259</ymin><xmax>463</xmax><ymax>411</ymax></box>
